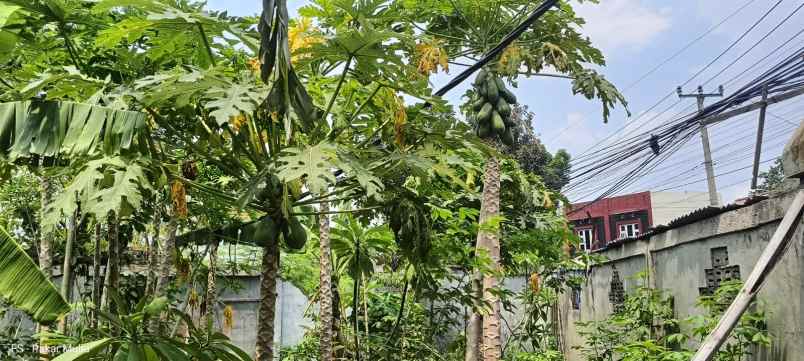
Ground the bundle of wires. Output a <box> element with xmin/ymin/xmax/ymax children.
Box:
<box><xmin>565</xmin><ymin>45</ymin><xmax>804</xmax><ymax>210</ymax></box>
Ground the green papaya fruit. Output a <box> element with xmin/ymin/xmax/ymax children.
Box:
<box><xmin>503</xmin><ymin>114</ymin><xmax>516</xmax><ymax>126</ymax></box>
<box><xmin>252</xmin><ymin>217</ymin><xmax>279</xmax><ymax>247</ymax></box>
<box><xmin>485</xmin><ymin>76</ymin><xmax>499</xmax><ymax>103</ymax></box>
<box><xmin>474</xmin><ymin>69</ymin><xmax>488</xmax><ymax>87</ymax></box>
<box><xmin>478</xmin><ymin>102</ymin><xmax>494</xmax><ymax>122</ymax></box>
<box><xmin>284</xmin><ymin>216</ymin><xmax>307</xmax><ymax>250</ymax></box>
<box><xmin>491</xmin><ymin>111</ymin><xmax>506</xmax><ymax>133</ymax></box>
<box><xmin>477</xmin><ymin>120</ymin><xmax>491</xmax><ymax>138</ymax></box>
<box><xmin>500</xmin><ymin>87</ymin><xmax>517</xmax><ymax>104</ymax></box>
<box><xmin>239</xmin><ymin>221</ymin><xmax>258</xmax><ymax>242</ymax></box>
<box><xmin>496</xmin><ymin>98</ymin><xmax>511</xmax><ymax>117</ymax></box>
<box><xmin>501</xmin><ymin>128</ymin><xmax>514</xmax><ymax>146</ymax></box>
<box><xmin>472</xmin><ymin>97</ymin><xmax>486</xmax><ymax>111</ymax></box>
<box><xmin>494</xmin><ymin>77</ymin><xmax>507</xmax><ymax>92</ymax></box>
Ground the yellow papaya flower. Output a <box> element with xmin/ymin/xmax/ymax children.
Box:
<box><xmin>288</xmin><ymin>17</ymin><xmax>325</xmax><ymax>63</ymax></box>
<box><xmin>415</xmin><ymin>39</ymin><xmax>449</xmax><ymax>77</ymax></box>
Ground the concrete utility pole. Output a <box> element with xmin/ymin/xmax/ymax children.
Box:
<box><xmin>750</xmin><ymin>86</ymin><xmax>769</xmax><ymax>191</ymax></box>
<box><xmin>678</xmin><ymin>85</ymin><xmax>724</xmax><ymax>207</ymax></box>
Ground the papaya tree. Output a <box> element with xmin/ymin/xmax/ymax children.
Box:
<box><xmin>395</xmin><ymin>1</ymin><xmax>628</xmax><ymax>360</ymax></box>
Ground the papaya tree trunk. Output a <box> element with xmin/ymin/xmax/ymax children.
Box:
<box><xmin>91</xmin><ymin>222</ymin><xmax>102</xmax><ymax>327</ymax></box>
<box><xmin>204</xmin><ymin>239</ymin><xmax>220</xmax><ymax>331</ymax></box>
<box><xmin>103</xmin><ymin>211</ymin><xmax>119</xmax><ymax>312</ymax></box>
<box><xmin>155</xmin><ymin>217</ymin><xmax>177</xmax><ymax>296</ymax></box>
<box><xmin>465</xmin><ymin>272</ymin><xmax>483</xmax><ymax>361</ymax></box>
<box><xmin>59</xmin><ymin>205</ymin><xmax>78</xmax><ymax>332</ymax></box>
<box><xmin>318</xmin><ymin>201</ymin><xmax>335</xmax><ymax>361</ymax></box>
<box><xmin>37</xmin><ymin>176</ymin><xmax>54</xmax><ymax>358</ymax></box>
<box><xmin>145</xmin><ymin>211</ymin><xmax>160</xmax><ymax>297</ymax></box>
<box><xmin>255</xmin><ymin>239</ymin><xmax>279</xmax><ymax>361</ymax></box>
<box><xmin>478</xmin><ymin>156</ymin><xmax>502</xmax><ymax>361</ymax></box>
<box><xmin>38</xmin><ymin>176</ymin><xmax>54</xmax><ymax>281</ymax></box>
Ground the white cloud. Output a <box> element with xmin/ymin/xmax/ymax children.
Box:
<box><xmin>574</xmin><ymin>0</ymin><xmax>671</xmax><ymax>53</ymax></box>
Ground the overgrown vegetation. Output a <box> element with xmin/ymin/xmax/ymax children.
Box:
<box><xmin>0</xmin><ymin>0</ymin><xmax>631</xmax><ymax>360</ymax></box>
<box><xmin>576</xmin><ymin>277</ymin><xmax>770</xmax><ymax>361</ymax></box>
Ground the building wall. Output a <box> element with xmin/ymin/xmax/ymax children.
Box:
<box><xmin>567</xmin><ymin>191</ymin><xmax>653</xmax><ymax>247</ymax></box>
<box><xmin>559</xmin><ymin>189</ymin><xmax>803</xmax><ymax>361</ymax></box>
<box><xmin>650</xmin><ymin>191</ymin><xmax>716</xmax><ymax>226</ymax></box>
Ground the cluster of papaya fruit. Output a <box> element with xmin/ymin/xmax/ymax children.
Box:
<box><xmin>175</xmin><ymin>175</ymin><xmax>307</xmax><ymax>250</ymax></box>
<box><xmin>239</xmin><ymin>215</ymin><xmax>306</xmax><ymax>250</ymax></box>
<box><xmin>388</xmin><ymin>195</ymin><xmax>431</xmax><ymax>262</ymax></box>
<box><xmin>249</xmin><ymin>174</ymin><xmax>307</xmax><ymax>250</ymax></box>
<box><xmin>468</xmin><ymin>69</ymin><xmax>517</xmax><ymax>145</ymax></box>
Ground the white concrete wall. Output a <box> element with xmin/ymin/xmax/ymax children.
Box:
<box><xmin>650</xmin><ymin>191</ymin><xmax>719</xmax><ymax>226</ymax></box>
<box><xmin>561</xmin><ymin>189</ymin><xmax>803</xmax><ymax>361</ymax></box>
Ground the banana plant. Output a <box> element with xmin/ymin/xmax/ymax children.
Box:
<box><xmin>0</xmin><ymin>223</ymin><xmax>69</xmax><ymax>324</ymax></box>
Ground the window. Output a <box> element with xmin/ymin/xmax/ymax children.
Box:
<box><xmin>571</xmin><ymin>286</ymin><xmax>582</xmax><ymax>310</ymax></box>
<box><xmin>577</xmin><ymin>228</ymin><xmax>593</xmax><ymax>251</ymax></box>
<box><xmin>618</xmin><ymin>223</ymin><xmax>640</xmax><ymax>239</ymax></box>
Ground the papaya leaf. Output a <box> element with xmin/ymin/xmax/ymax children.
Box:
<box><xmin>89</xmin><ymin>160</ymin><xmax>153</xmax><ymax>219</ymax></box>
<box><xmin>204</xmin><ymin>82</ymin><xmax>262</xmax><ymax>127</ymax></box>
<box><xmin>276</xmin><ymin>142</ymin><xmax>338</xmax><ymax>195</ymax></box>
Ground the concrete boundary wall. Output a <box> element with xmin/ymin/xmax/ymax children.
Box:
<box><xmin>559</xmin><ymin>189</ymin><xmax>803</xmax><ymax>361</ymax></box>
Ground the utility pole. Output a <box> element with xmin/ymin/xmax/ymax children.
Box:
<box><xmin>678</xmin><ymin>85</ymin><xmax>723</xmax><ymax>207</ymax></box>
<box><xmin>750</xmin><ymin>86</ymin><xmax>769</xmax><ymax>191</ymax></box>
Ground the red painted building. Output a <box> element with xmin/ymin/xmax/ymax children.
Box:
<box><xmin>566</xmin><ymin>191</ymin><xmax>653</xmax><ymax>251</ymax></box>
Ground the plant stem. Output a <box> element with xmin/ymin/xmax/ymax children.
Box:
<box><xmin>0</xmin><ymin>77</ymin><xmax>13</xmax><ymax>89</ymax></box>
<box><xmin>353</xmin><ymin>236</ymin><xmax>361</xmax><ymax>361</ymax></box>
<box><xmin>321</xmin><ymin>56</ymin><xmax>353</xmax><ymax>127</ymax></box>
<box><xmin>197</xmin><ymin>23</ymin><xmax>217</xmax><ymax>66</ymax></box>
<box><xmin>388</xmin><ymin>270</ymin><xmax>411</xmax><ymax>339</ymax></box>
<box><xmin>291</xmin><ymin>206</ymin><xmax>383</xmax><ymax>216</ymax></box>
<box><xmin>328</xmin><ymin>83</ymin><xmax>383</xmax><ymax>141</ymax></box>
<box><xmin>59</xmin><ymin>25</ymin><xmax>83</xmax><ymax>71</ymax></box>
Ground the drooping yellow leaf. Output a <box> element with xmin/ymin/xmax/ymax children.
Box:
<box><xmin>223</xmin><ymin>304</ymin><xmax>234</xmax><ymax>335</ymax></box>
<box><xmin>171</xmin><ymin>179</ymin><xmax>188</xmax><ymax>218</ymax></box>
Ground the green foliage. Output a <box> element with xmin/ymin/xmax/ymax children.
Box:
<box><xmin>0</xmin><ymin>101</ymin><xmax>147</xmax><ymax>161</ymax></box>
<box><xmin>0</xmin><ymin>0</ymin><xmax>633</xmax><ymax>360</ymax></box>
<box><xmin>0</xmin><ymin>224</ymin><xmax>69</xmax><ymax>323</ymax></box>
<box><xmin>576</xmin><ymin>278</ymin><xmax>770</xmax><ymax>361</ymax></box>
<box><xmin>45</xmin><ymin>157</ymin><xmax>153</xmax><ymax>229</ymax></box>
<box><xmin>758</xmin><ymin>158</ymin><xmax>786</xmax><ymax>194</ymax></box>
<box><xmin>277</xmin><ymin>142</ymin><xmax>339</xmax><ymax>195</ymax></box>
<box><xmin>398</xmin><ymin>0</ymin><xmax>628</xmax><ymax>122</ymax></box>
<box><xmin>505</xmin><ymin>104</ymin><xmax>570</xmax><ymax>191</ymax></box>
<box><xmin>46</xmin><ymin>292</ymin><xmax>252</xmax><ymax>361</ymax></box>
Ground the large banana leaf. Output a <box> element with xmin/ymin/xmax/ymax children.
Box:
<box><xmin>51</xmin><ymin>338</ymin><xmax>112</xmax><ymax>361</ymax></box>
<box><xmin>0</xmin><ymin>225</ymin><xmax>70</xmax><ymax>323</ymax></box>
<box><xmin>0</xmin><ymin>101</ymin><xmax>147</xmax><ymax>161</ymax></box>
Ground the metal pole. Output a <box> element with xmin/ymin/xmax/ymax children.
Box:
<box><xmin>678</xmin><ymin>86</ymin><xmax>723</xmax><ymax>207</ymax></box>
<box><xmin>750</xmin><ymin>87</ymin><xmax>769</xmax><ymax>191</ymax></box>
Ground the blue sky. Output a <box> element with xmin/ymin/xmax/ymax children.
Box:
<box><xmin>206</xmin><ymin>0</ymin><xmax>804</xmax><ymax>203</ymax></box>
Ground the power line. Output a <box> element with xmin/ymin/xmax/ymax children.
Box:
<box><xmin>622</xmin><ymin>0</ymin><xmax>759</xmax><ymax>92</ymax></box>
<box><xmin>433</xmin><ymin>0</ymin><xmax>559</xmax><ymax>97</ymax></box>
<box><xmin>573</xmin><ymin>0</ymin><xmax>785</xmax><ymax>161</ymax></box>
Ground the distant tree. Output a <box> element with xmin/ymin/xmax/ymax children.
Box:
<box><xmin>757</xmin><ymin>158</ymin><xmax>786</xmax><ymax>193</ymax></box>
<box><xmin>506</xmin><ymin>104</ymin><xmax>571</xmax><ymax>191</ymax></box>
